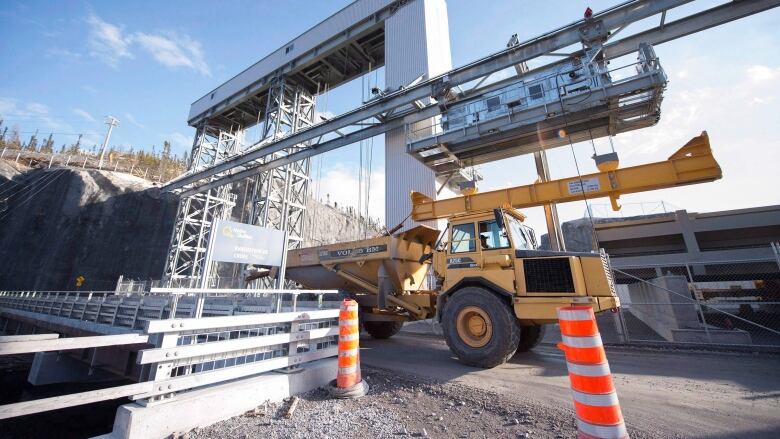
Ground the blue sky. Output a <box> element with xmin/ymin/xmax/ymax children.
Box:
<box><xmin>2</xmin><ymin>1</ymin><xmax>780</xmax><ymax>234</ymax></box>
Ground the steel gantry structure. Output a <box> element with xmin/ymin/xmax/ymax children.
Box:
<box><xmin>162</xmin><ymin>0</ymin><xmax>780</xmax><ymax>284</ymax></box>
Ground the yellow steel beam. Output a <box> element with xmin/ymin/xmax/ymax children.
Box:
<box><xmin>411</xmin><ymin>132</ymin><xmax>721</xmax><ymax>221</ymax></box>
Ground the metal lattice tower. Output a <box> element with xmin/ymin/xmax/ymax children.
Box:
<box><xmin>249</xmin><ymin>77</ymin><xmax>315</xmax><ymax>251</ymax></box>
<box><xmin>163</xmin><ymin>126</ymin><xmax>240</xmax><ymax>284</ymax></box>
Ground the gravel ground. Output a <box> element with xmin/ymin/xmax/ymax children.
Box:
<box><xmin>188</xmin><ymin>366</ymin><xmax>658</xmax><ymax>439</ymax></box>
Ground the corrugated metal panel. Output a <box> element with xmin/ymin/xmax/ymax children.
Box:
<box><xmin>189</xmin><ymin>0</ymin><xmax>395</xmax><ymax>121</ymax></box>
<box><xmin>385</xmin><ymin>0</ymin><xmax>452</xmax><ymax>230</ymax></box>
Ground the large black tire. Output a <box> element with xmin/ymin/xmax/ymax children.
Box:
<box><xmin>516</xmin><ymin>324</ymin><xmax>545</xmax><ymax>353</ymax></box>
<box><xmin>363</xmin><ymin>321</ymin><xmax>404</xmax><ymax>339</ymax></box>
<box><xmin>441</xmin><ymin>287</ymin><xmax>520</xmax><ymax>368</ymax></box>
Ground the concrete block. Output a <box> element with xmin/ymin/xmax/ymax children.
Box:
<box><xmin>626</xmin><ymin>275</ymin><xmax>700</xmax><ymax>341</ymax></box>
<box><xmin>671</xmin><ymin>328</ymin><xmax>752</xmax><ymax>345</ymax></box>
<box><xmin>101</xmin><ymin>358</ymin><xmax>336</xmax><ymax>439</ymax></box>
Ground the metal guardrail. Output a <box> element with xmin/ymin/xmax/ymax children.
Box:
<box><xmin>0</xmin><ymin>289</ymin><xmax>340</xmax><ymax>332</ymax></box>
<box><xmin>0</xmin><ymin>295</ymin><xmax>340</xmax><ymax>419</ymax></box>
<box><xmin>135</xmin><ymin>309</ymin><xmax>339</xmax><ymax>402</ymax></box>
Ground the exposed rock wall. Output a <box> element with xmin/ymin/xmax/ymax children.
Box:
<box><xmin>0</xmin><ymin>162</ymin><xmax>379</xmax><ymax>291</ymax></box>
<box><xmin>0</xmin><ymin>166</ymin><xmax>177</xmax><ymax>290</ymax></box>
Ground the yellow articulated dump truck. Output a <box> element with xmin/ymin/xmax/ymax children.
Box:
<box><xmin>286</xmin><ymin>133</ymin><xmax>722</xmax><ymax>367</ymax></box>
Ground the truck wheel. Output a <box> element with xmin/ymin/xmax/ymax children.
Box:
<box><xmin>363</xmin><ymin>321</ymin><xmax>403</xmax><ymax>339</ymax></box>
<box><xmin>442</xmin><ymin>287</ymin><xmax>520</xmax><ymax>368</ymax></box>
<box><xmin>517</xmin><ymin>325</ymin><xmax>545</xmax><ymax>352</ymax></box>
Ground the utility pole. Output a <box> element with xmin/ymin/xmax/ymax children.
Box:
<box><xmin>98</xmin><ymin>116</ymin><xmax>119</xmax><ymax>169</ymax></box>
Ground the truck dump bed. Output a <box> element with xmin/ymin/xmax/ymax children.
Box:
<box><xmin>286</xmin><ymin>225</ymin><xmax>439</xmax><ymax>294</ymax></box>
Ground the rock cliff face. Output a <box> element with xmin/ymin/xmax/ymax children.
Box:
<box><xmin>0</xmin><ymin>161</ymin><xmax>379</xmax><ymax>291</ymax></box>
<box><xmin>0</xmin><ymin>165</ymin><xmax>177</xmax><ymax>290</ymax></box>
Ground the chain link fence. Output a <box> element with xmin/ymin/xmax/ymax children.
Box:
<box><xmin>598</xmin><ymin>246</ymin><xmax>780</xmax><ymax>349</ymax></box>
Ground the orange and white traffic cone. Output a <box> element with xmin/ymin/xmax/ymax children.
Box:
<box><xmin>329</xmin><ymin>298</ymin><xmax>368</xmax><ymax>398</ymax></box>
<box><xmin>557</xmin><ymin>306</ymin><xmax>628</xmax><ymax>439</ymax></box>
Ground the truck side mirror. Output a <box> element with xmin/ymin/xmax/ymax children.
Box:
<box><xmin>493</xmin><ymin>208</ymin><xmax>505</xmax><ymax>230</ymax></box>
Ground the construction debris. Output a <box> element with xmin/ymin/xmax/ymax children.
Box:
<box><xmin>285</xmin><ymin>397</ymin><xmax>300</xmax><ymax>419</ymax></box>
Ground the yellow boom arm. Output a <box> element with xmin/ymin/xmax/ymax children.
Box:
<box><xmin>411</xmin><ymin>132</ymin><xmax>721</xmax><ymax>222</ymax></box>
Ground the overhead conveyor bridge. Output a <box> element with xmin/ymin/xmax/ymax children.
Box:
<box><xmin>161</xmin><ymin>0</ymin><xmax>780</xmax><ymax>198</ymax></box>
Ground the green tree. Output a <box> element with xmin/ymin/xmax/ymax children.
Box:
<box><xmin>41</xmin><ymin>133</ymin><xmax>54</xmax><ymax>153</ymax></box>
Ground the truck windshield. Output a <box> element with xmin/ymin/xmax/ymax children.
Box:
<box><xmin>508</xmin><ymin>219</ymin><xmax>531</xmax><ymax>250</ymax></box>
<box><xmin>477</xmin><ymin>220</ymin><xmax>510</xmax><ymax>249</ymax></box>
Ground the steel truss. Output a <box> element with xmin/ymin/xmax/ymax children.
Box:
<box><xmin>249</xmin><ymin>78</ymin><xmax>316</xmax><ymax>251</ymax></box>
<box><xmin>163</xmin><ymin>0</ymin><xmax>780</xmax><ymax>197</ymax></box>
<box><xmin>163</xmin><ymin>125</ymin><xmax>239</xmax><ymax>283</ymax></box>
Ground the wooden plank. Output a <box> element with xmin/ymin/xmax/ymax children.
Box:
<box><xmin>0</xmin><ymin>333</ymin><xmax>59</xmax><ymax>343</ymax></box>
<box><xmin>0</xmin><ymin>334</ymin><xmax>150</xmax><ymax>355</ymax></box>
<box><xmin>134</xmin><ymin>346</ymin><xmax>337</xmax><ymax>399</ymax></box>
<box><xmin>137</xmin><ymin>326</ymin><xmax>339</xmax><ymax>364</ymax></box>
<box><xmin>145</xmin><ymin>309</ymin><xmax>339</xmax><ymax>333</ymax></box>
<box><xmin>0</xmin><ymin>382</ymin><xmax>153</xmax><ymax>420</ymax></box>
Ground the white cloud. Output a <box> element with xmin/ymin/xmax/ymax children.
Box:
<box><xmin>73</xmin><ymin>108</ymin><xmax>96</xmax><ymax>123</ymax></box>
<box><xmin>0</xmin><ymin>97</ymin><xmax>103</xmax><ymax>149</ymax></box>
<box><xmin>746</xmin><ymin>65</ymin><xmax>780</xmax><ymax>82</ymax></box>
<box><xmin>124</xmin><ymin>112</ymin><xmax>146</xmax><ymax>130</ymax></box>
<box><xmin>167</xmin><ymin>132</ymin><xmax>193</xmax><ymax>149</ymax></box>
<box><xmin>133</xmin><ymin>32</ymin><xmax>211</xmax><ymax>76</ymax></box>
<box><xmin>25</xmin><ymin>102</ymin><xmax>49</xmax><ymax>115</ymax></box>
<box><xmin>46</xmin><ymin>47</ymin><xmax>82</xmax><ymax>59</ymax></box>
<box><xmin>84</xmin><ymin>14</ymin><xmax>209</xmax><ymax>76</ymax></box>
<box><xmin>86</xmin><ymin>14</ymin><xmax>132</xmax><ymax>68</ymax></box>
<box><xmin>314</xmin><ymin>162</ymin><xmax>385</xmax><ymax>221</ymax></box>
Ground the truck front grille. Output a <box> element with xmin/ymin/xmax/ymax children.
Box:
<box><xmin>524</xmin><ymin>258</ymin><xmax>574</xmax><ymax>293</ymax></box>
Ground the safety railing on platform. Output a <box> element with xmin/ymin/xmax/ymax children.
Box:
<box><xmin>0</xmin><ymin>288</ymin><xmax>340</xmax><ymax>332</ymax></box>
<box><xmin>0</xmin><ymin>291</ymin><xmax>340</xmax><ymax>420</ymax></box>
<box><xmin>405</xmin><ymin>57</ymin><xmax>664</xmax><ymax>145</ymax></box>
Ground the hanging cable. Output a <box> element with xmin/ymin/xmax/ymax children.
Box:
<box><xmin>587</xmin><ymin>128</ymin><xmax>598</xmax><ymax>156</ymax></box>
<box><xmin>555</xmin><ymin>73</ymin><xmax>601</xmax><ymax>250</ymax></box>
<box><xmin>0</xmin><ymin>169</ymin><xmax>54</xmax><ymax>198</ymax></box>
<box><xmin>0</xmin><ymin>169</ymin><xmax>68</xmax><ymax>221</ymax></box>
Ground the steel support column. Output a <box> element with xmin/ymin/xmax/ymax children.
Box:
<box><xmin>163</xmin><ymin>125</ymin><xmax>239</xmax><ymax>285</ymax></box>
<box><xmin>247</xmin><ymin>78</ymin><xmax>315</xmax><ymax>284</ymax></box>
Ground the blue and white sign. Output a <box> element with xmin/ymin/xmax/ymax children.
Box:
<box><xmin>210</xmin><ymin>219</ymin><xmax>286</xmax><ymax>266</ymax></box>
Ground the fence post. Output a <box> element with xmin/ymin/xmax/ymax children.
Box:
<box><xmin>685</xmin><ymin>264</ymin><xmax>712</xmax><ymax>343</ymax></box>
<box><xmin>48</xmin><ymin>154</ymin><xmax>55</xmax><ymax>169</ymax></box>
<box><xmin>772</xmin><ymin>242</ymin><xmax>780</xmax><ymax>271</ymax></box>
<box><xmin>65</xmin><ymin>155</ymin><xmax>72</xmax><ymax>166</ymax></box>
<box><xmin>15</xmin><ymin>152</ymin><xmax>21</xmax><ymax>163</ymax></box>
<box><xmin>83</xmin><ymin>156</ymin><xmax>88</xmax><ymax>168</ymax></box>
<box><xmin>0</xmin><ymin>147</ymin><xmax>6</xmax><ymax>158</ymax></box>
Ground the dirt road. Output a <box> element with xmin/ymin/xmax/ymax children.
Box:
<box><xmin>361</xmin><ymin>333</ymin><xmax>780</xmax><ymax>438</ymax></box>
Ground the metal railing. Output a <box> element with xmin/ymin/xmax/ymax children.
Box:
<box><xmin>405</xmin><ymin>57</ymin><xmax>662</xmax><ymax>145</ymax></box>
<box><xmin>0</xmin><ymin>288</ymin><xmax>340</xmax><ymax>332</ymax></box>
<box><xmin>0</xmin><ymin>307</ymin><xmax>340</xmax><ymax>419</ymax></box>
<box><xmin>0</xmin><ymin>148</ymin><xmax>180</xmax><ymax>182</ymax></box>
